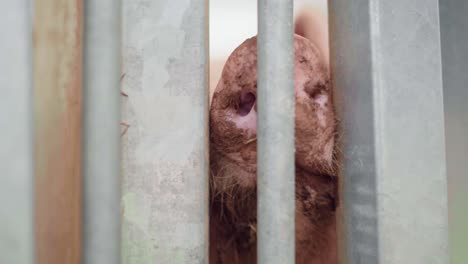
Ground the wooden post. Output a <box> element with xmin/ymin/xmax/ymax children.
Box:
<box><xmin>33</xmin><ymin>1</ymin><xmax>83</xmax><ymax>264</ymax></box>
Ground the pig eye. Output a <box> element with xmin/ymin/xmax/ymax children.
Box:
<box><xmin>238</xmin><ymin>92</ymin><xmax>256</xmax><ymax>116</ymax></box>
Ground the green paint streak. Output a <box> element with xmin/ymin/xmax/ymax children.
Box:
<box><xmin>174</xmin><ymin>248</ymin><xmax>186</xmax><ymax>264</ymax></box>
<box><xmin>122</xmin><ymin>220</ymin><xmax>156</xmax><ymax>264</ymax></box>
<box><xmin>121</xmin><ymin>192</ymin><xmax>156</xmax><ymax>264</ymax></box>
<box><xmin>122</xmin><ymin>192</ymin><xmax>150</xmax><ymax>231</ymax></box>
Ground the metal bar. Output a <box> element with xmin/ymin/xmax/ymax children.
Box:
<box><xmin>34</xmin><ymin>1</ymin><xmax>83</xmax><ymax>263</ymax></box>
<box><xmin>329</xmin><ymin>0</ymin><xmax>449</xmax><ymax>263</ymax></box>
<box><xmin>83</xmin><ymin>0</ymin><xmax>121</xmax><ymax>263</ymax></box>
<box><xmin>439</xmin><ymin>1</ymin><xmax>468</xmax><ymax>263</ymax></box>
<box><xmin>0</xmin><ymin>1</ymin><xmax>34</xmax><ymax>263</ymax></box>
<box><xmin>257</xmin><ymin>1</ymin><xmax>295</xmax><ymax>263</ymax></box>
<box><xmin>120</xmin><ymin>0</ymin><xmax>209</xmax><ymax>263</ymax></box>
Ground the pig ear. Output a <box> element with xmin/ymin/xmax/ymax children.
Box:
<box><xmin>293</xmin><ymin>8</ymin><xmax>329</xmax><ymax>67</ymax></box>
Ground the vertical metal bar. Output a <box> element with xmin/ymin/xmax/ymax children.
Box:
<box><xmin>257</xmin><ymin>1</ymin><xmax>295</xmax><ymax>264</ymax></box>
<box><xmin>0</xmin><ymin>1</ymin><xmax>34</xmax><ymax>264</ymax></box>
<box><xmin>439</xmin><ymin>1</ymin><xmax>468</xmax><ymax>263</ymax></box>
<box><xmin>329</xmin><ymin>0</ymin><xmax>449</xmax><ymax>263</ymax></box>
<box><xmin>83</xmin><ymin>0</ymin><xmax>121</xmax><ymax>263</ymax></box>
<box><xmin>121</xmin><ymin>0</ymin><xmax>209</xmax><ymax>263</ymax></box>
<box><xmin>34</xmin><ymin>1</ymin><xmax>83</xmax><ymax>263</ymax></box>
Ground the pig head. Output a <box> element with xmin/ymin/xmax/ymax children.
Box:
<box><xmin>209</xmin><ymin>35</ymin><xmax>338</xmax><ymax>264</ymax></box>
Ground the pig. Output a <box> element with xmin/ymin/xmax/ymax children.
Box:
<box><xmin>209</xmin><ymin>34</ymin><xmax>338</xmax><ymax>264</ymax></box>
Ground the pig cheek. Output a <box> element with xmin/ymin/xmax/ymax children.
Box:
<box><xmin>295</xmin><ymin>125</ymin><xmax>319</xmax><ymax>169</ymax></box>
<box><xmin>295</xmin><ymin>103</ymin><xmax>333</xmax><ymax>168</ymax></box>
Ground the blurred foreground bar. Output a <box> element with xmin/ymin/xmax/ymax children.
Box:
<box><xmin>34</xmin><ymin>0</ymin><xmax>83</xmax><ymax>263</ymax></box>
<box><xmin>0</xmin><ymin>1</ymin><xmax>34</xmax><ymax>263</ymax></box>
<box><xmin>120</xmin><ymin>0</ymin><xmax>209</xmax><ymax>263</ymax></box>
<box><xmin>329</xmin><ymin>0</ymin><xmax>449</xmax><ymax>263</ymax></box>
<box><xmin>83</xmin><ymin>0</ymin><xmax>121</xmax><ymax>263</ymax></box>
<box><xmin>257</xmin><ymin>1</ymin><xmax>295</xmax><ymax>264</ymax></box>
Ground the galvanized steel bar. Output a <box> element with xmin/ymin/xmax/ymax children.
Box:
<box><xmin>439</xmin><ymin>1</ymin><xmax>468</xmax><ymax>262</ymax></box>
<box><xmin>329</xmin><ymin>0</ymin><xmax>449</xmax><ymax>263</ymax></box>
<box><xmin>0</xmin><ymin>1</ymin><xmax>34</xmax><ymax>263</ymax></box>
<box><xmin>121</xmin><ymin>0</ymin><xmax>209</xmax><ymax>263</ymax></box>
<box><xmin>257</xmin><ymin>1</ymin><xmax>295</xmax><ymax>263</ymax></box>
<box><xmin>83</xmin><ymin>0</ymin><xmax>121</xmax><ymax>263</ymax></box>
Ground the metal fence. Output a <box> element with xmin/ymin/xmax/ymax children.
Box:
<box><xmin>330</xmin><ymin>0</ymin><xmax>449</xmax><ymax>263</ymax></box>
<box><xmin>0</xmin><ymin>0</ymin><xmax>456</xmax><ymax>263</ymax></box>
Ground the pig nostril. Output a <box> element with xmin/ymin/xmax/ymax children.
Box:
<box><xmin>238</xmin><ymin>92</ymin><xmax>256</xmax><ymax>116</ymax></box>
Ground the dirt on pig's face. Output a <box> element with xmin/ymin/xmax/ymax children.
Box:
<box><xmin>210</xmin><ymin>35</ymin><xmax>337</xmax><ymax>230</ymax></box>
